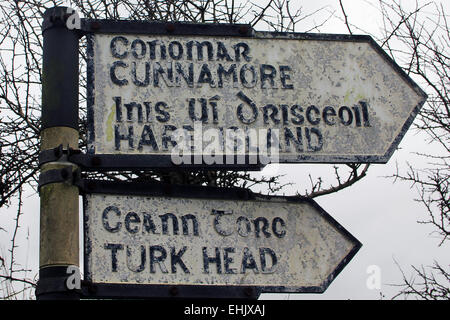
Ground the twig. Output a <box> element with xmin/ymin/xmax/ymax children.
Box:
<box><xmin>339</xmin><ymin>0</ymin><xmax>352</xmax><ymax>34</ymax></box>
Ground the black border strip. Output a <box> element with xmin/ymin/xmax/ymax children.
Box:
<box><xmin>82</xmin><ymin>283</ymin><xmax>261</xmax><ymax>300</ymax></box>
<box><xmin>81</xmin><ymin>19</ymin><xmax>254</xmax><ymax>37</ymax></box>
<box><xmin>86</xmin><ymin>33</ymin><xmax>96</xmax><ymax>154</ymax></box>
<box><xmin>79</xmin><ymin>179</ymin><xmax>256</xmax><ymax>199</ymax></box>
<box><xmin>82</xmin><ymin>180</ymin><xmax>362</xmax><ymax>299</ymax></box>
<box><xmin>71</xmin><ymin>153</ymin><xmax>264</xmax><ymax>171</ymax></box>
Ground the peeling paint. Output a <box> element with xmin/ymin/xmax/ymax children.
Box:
<box><xmin>106</xmin><ymin>104</ymin><xmax>115</xmax><ymax>142</ymax></box>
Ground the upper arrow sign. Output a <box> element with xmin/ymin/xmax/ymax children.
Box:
<box><xmin>86</xmin><ymin>21</ymin><xmax>427</xmax><ymax>166</ymax></box>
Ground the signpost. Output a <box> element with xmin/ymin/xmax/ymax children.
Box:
<box><xmin>82</xmin><ymin>181</ymin><xmax>361</xmax><ymax>298</ymax></box>
<box><xmin>37</xmin><ymin>7</ymin><xmax>427</xmax><ymax>300</ymax></box>
<box><xmin>86</xmin><ymin>21</ymin><xmax>427</xmax><ymax>166</ymax></box>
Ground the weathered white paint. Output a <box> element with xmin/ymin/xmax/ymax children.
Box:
<box><xmin>84</xmin><ymin>193</ymin><xmax>359</xmax><ymax>291</ymax></box>
<box><xmin>87</xmin><ymin>32</ymin><xmax>426</xmax><ymax>163</ymax></box>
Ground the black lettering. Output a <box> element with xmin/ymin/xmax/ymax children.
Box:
<box><xmin>323</xmin><ymin>106</ymin><xmax>337</xmax><ymax>125</ymax></box>
<box><xmin>263</xmin><ymin>104</ymin><xmax>280</xmax><ymax>125</ymax></box>
<box><xmin>102</xmin><ymin>206</ymin><xmax>121</xmax><ymax>233</ymax></box>
<box><xmin>241</xmin><ymin>247</ymin><xmax>258</xmax><ymax>274</ymax></box>
<box><xmin>217</xmin><ymin>42</ymin><xmax>233</xmax><ymax>61</ymax></box>
<box><xmin>339</xmin><ymin>106</ymin><xmax>353</xmax><ymax>126</ymax></box>
<box><xmin>159</xmin><ymin>213</ymin><xmax>179</xmax><ymax>235</ymax></box>
<box><xmin>171</xmin><ymin>246</ymin><xmax>190</xmax><ymax>273</ymax></box>
<box><xmin>253</xmin><ymin>217</ymin><xmax>271</xmax><ymax>238</ymax></box>
<box><xmin>360</xmin><ymin>101</ymin><xmax>371</xmax><ymax>127</ymax></box>
<box><xmin>131</xmin><ymin>39</ymin><xmax>146</xmax><ymax>59</ymax></box>
<box><xmin>210</xmin><ymin>96</ymin><xmax>219</xmax><ymax>124</ymax></box>
<box><xmin>352</xmin><ymin>105</ymin><xmax>362</xmax><ymax>127</ymax></box>
<box><xmin>104</xmin><ymin>243</ymin><xmax>123</xmax><ymax>272</ymax></box>
<box><xmin>115</xmin><ymin>125</ymin><xmax>134</xmax><ymax>150</ymax></box>
<box><xmin>260</xmin><ymin>64</ymin><xmax>277</xmax><ymax>88</ymax></box>
<box><xmin>124</xmin><ymin>102</ymin><xmax>143</xmax><ymax>122</ymax></box>
<box><xmin>168</xmin><ymin>41</ymin><xmax>183</xmax><ymax>60</ymax></box>
<box><xmin>291</xmin><ymin>104</ymin><xmax>304</xmax><ymax>125</ymax></box>
<box><xmin>155</xmin><ymin>101</ymin><xmax>170</xmax><ymax>122</ymax></box>
<box><xmin>224</xmin><ymin>247</ymin><xmax>236</xmax><ymax>274</ymax></box>
<box><xmin>126</xmin><ymin>245</ymin><xmax>146</xmax><ymax>272</ymax></box>
<box><xmin>217</xmin><ymin>64</ymin><xmax>237</xmax><ymax>87</ymax></box>
<box><xmin>306</xmin><ymin>127</ymin><xmax>323</xmax><ymax>152</ymax></box>
<box><xmin>306</xmin><ymin>105</ymin><xmax>321</xmax><ymax>125</ymax></box>
<box><xmin>284</xmin><ymin>127</ymin><xmax>303</xmax><ymax>152</ymax></box>
<box><xmin>175</xmin><ymin>62</ymin><xmax>194</xmax><ymax>87</ymax></box>
<box><xmin>131</xmin><ymin>62</ymin><xmax>150</xmax><ymax>87</ymax></box>
<box><xmin>110</xmin><ymin>61</ymin><xmax>128</xmax><ymax>86</ymax></box>
<box><xmin>240</xmin><ymin>64</ymin><xmax>257</xmax><ymax>88</ymax></box>
<box><xmin>233</xmin><ymin>42</ymin><xmax>251</xmax><ymax>62</ymax></box>
<box><xmin>272</xmin><ymin>217</ymin><xmax>286</xmax><ymax>238</ymax></box>
<box><xmin>143</xmin><ymin>213</ymin><xmax>159</xmax><ymax>234</ymax></box>
<box><xmin>162</xmin><ymin>124</ymin><xmax>177</xmax><ymax>150</ymax></box>
<box><xmin>181</xmin><ymin>214</ymin><xmax>199</xmax><ymax>236</ymax></box>
<box><xmin>159</xmin><ymin>42</ymin><xmax>167</xmax><ymax>59</ymax></box>
<box><xmin>202</xmin><ymin>247</ymin><xmax>221</xmax><ymax>274</ymax></box>
<box><xmin>260</xmin><ymin>248</ymin><xmax>278</xmax><ymax>273</ymax></box>
<box><xmin>236</xmin><ymin>91</ymin><xmax>258</xmax><ymax>124</ymax></box>
<box><xmin>197</xmin><ymin>64</ymin><xmax>215</xmax><ymax>87</ymax></box>
<box><xmin>144</xmin><ymin>102</ymin><xmax>152</xmax><ymax>122</ymax></box>
<box><xmin>187</xmin><ymin>41</ymin><xmax>213</xmax><ymax>61</ymax></box>
<box><xmin>138</xmin><ymin>125</ymin><xmax>158</xmax><ymax>151</ymax></box>
<box><xmin>110</xmin><ymin>36</ymin><xmax>128</xmax><ymax>59</ymax></box>
<box><xmin>153</xmin><ymin>62</ymin><xmax>173</xmax><ymax>87</ymax></box>
<box><xmin>211</xmin><ymin>209</ymin><xmax>233</xmax><ymax>236</ymax></box>
<box><xmin>125</xmin><ymin>212</ymin><xmax>140</xmax><ymax>234</ymax></box>
<box><xmin>149</xmin><ymin>245</ymin><xmax>168</xmax><ymax>273</ymax></box>
<box><xmin>188</xmin><ymin>98</ymin><xmax>208</xmax><ymax>123</ymax></box>
<box><xmin>147</xmin><ymin>40</ymin><xmax>157</xmax><ymax>59</ymax></box>
<box><xmin>280</xmin><ymin>65</ymin><xmax>293</xmax><ymax>89</ymax></box>
<box><xmin>236</xmin><ymin>216</ymin><xmax>251</xmax><ymax>237</ymax></box>
<box><xmin>182</xmin><ymin>125</ymin><xmax>195</xmax><ymax>152</ymax></box>
<box><xmin>266</xmin><ymin>128</ymin><xmax>281</xmax><ymax>151</ymax></box>
<box><xmin>281</xmin><ymin>104</ymin><xmax>289</xmax><ymax>125</ymax></box>
<box><xmin>113</xmin><ymin>97</ymin><xmax>123</xmax><ymax>122</ymax></box>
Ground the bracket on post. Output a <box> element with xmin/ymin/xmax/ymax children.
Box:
<box><xmin>38</xmin><ymin>166</ymin><xmax>81</xmax><ymax>192</ymax></box>
<box><xmin>39</xmin><ymin>144</ymin><xmax>82</xmax><ymax>166</ymax></box>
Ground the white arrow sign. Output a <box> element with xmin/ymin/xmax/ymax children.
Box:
<box><xmin>86</xmin><ymin>23</ymin><xmax>427</xmax><ymax>165</ymax></box>
<box><xmin>83</xmin><ymin>182</ymin><xmax>361</xmax><ymax>297</ymax></box>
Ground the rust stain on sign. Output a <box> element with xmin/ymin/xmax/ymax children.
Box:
<box><xmin>87</xmin><ymin>31</ymin><xmax>426</xmax><ymax>163</ymax></box>
<box><xmin>84</xmin><ymin>188</ymin><xmax>361</xmax><ymax>292</ymax></box>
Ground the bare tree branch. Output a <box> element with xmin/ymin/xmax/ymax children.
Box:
<box><xmin>338</xmin><ymin>0</ymin><xmax>352</xmax><ymax>34</ymax></box>
<box><xmin>305</xmin><ymin>164</ymin><xmax>370</xmax><ymax>198</ymax></box>
<box><xmin>0</xmin><ymin>0</ymin><xmax>374</xmax><ymax>299</ymax></box>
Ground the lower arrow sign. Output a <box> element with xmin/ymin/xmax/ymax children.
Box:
<box><xmin>83</xmin><ymin>181</ymin><xmax>361</xmax><ymax>298</ymax></box>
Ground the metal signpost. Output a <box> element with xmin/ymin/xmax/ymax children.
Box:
<box><xmin>37</xmin><ymin>7</ymin><xmax>426</xmax><ymax>300</ymax></box>
<box><xmin>37</xmin><ymin>7</ymin><xmax>81</xmax><ymax>300</ymax></box>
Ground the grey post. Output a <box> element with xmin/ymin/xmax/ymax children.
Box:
<box><xmin>37</xmin><ymin>6</ymin><xmax>81</xmax><ymax>300</ymax></box>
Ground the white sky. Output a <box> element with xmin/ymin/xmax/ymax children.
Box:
<box><xmin>257</xmin><ymin>0</ymin><xmax>450</xmax><ymax>300</ymax></box>
<box><xmin>0</xmin><ymin>0</ymin><xmax>449</xmax><ymax>300</ymax></box>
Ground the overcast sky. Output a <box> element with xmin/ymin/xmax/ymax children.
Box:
<box><xmin>256</xmin><ymin>0</ymin><xmax>450</xmax><ymax>300</ymax></box>
<box><xmin>0</xmin><ymin>0</ymin><xmax>448</xmax><ymax>300</ymax></box>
